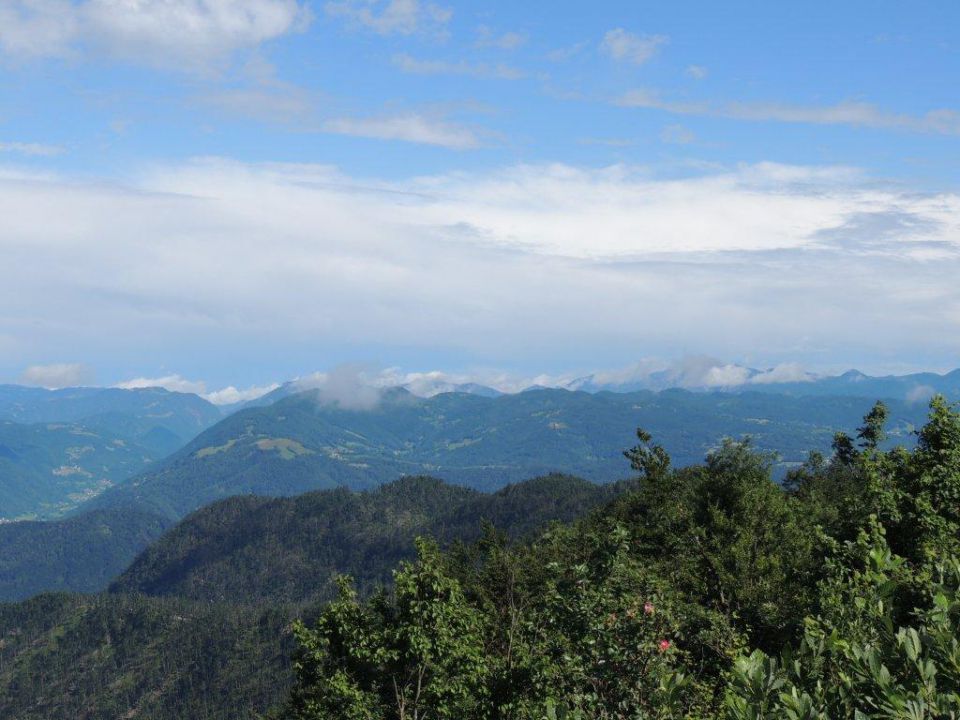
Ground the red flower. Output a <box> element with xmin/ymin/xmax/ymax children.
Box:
<box><xmin>658</xmin><ymin>639</ymin><xmax>671</xmax><ymax>652</ymax></box>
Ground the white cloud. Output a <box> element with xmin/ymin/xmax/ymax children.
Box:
<box><xmin>618</xmin><ymin>88</ymin><xmax>960</xmax><ymax>136</ymax></box>
<box><xmin>659</xmin><ymin>124</ymin><xmax>695</xmax><ymax>145</ymax></box>
<box><xmin>203</xmin><ymin>85</ymin><xmax>313</xmax><ymax>122</ymax></box>
<box><xmin>393</xmin><ymin>53</ymin><xmax>525</xmax><ymax>80</ymax></box>
<box><xmin>294</xmin><ymin>365</ymin><xmax>384</xmax><ymax>409</ymax></box>
<box><xmin>475</xmin><ymin>25</ymin><xmax>526</xmax><ymax>50</ymax></box>
<box><xmin>280</xmin><ymin>358</ymin><xmax>820</xmax><ymax>398</ymax></box>
<box><xmin>750</xmin><ymin>363</ymin><xmax>815</xmax><ymax>384</ymax></box>
<box><xmin>906</xmin><ymin>384</ymin><xmax>936</xmax><ymax>405</ymax></box>
<box><xmin>0</xmin><ymin>141</ymin><xmax>64</xmax><ymax>156</ymax></box>
<box><xmin>600</xmin><ymin>29</ymin><xmax>667</xmax><ymax>65</ymax></box>
<box><xmin>203</xmin><ymin>383</ymin><xmax>279</xmax><ymax>405</ymax></box>
<box><xmin>703</xmin><ymin>364</ymin><xmax>753</xmax><ymax>387</ymax></box>
<box><xmin>325</xmin><ymin>0</ymin><xmax>450</xmax><ymax>36</ymax></box>
<box><xmin>323</xmin><ymin>114</ymin><xmax>482</xmax><ymax>148</ymax></box>
<box><xmin>0</xmin><ymin>0</ymin><xmax>311</xmax><ymax>71</ymax></box>
<box><xmin>547</xmin><ymin>40</ymin><xmax>588</xmax><ymax>63</ymax></box>
<box><xmin>115</xmin><ymin>374</ymin><xmax>278</xmax><ymax>404</ymax></box>
<box><xmin>685</xmin><ymin>65</ymin><xmax>707</xmax><ymax>80</ymax></box>
<box><xmin>116</xmin><ymin>374</ymin><xmax>208</xmax><ymax>394</ymax></box>
<box><xmin>1</xmin><ymin>158</ymin><xmax>959</xmax><ymax>384</ymax></box>
<box><xmin>0</xmin><ymin>0</ymin><xmax>78</xmax><ymax>60</ymax></box>
<box><xmin>20</xmin><ymin>363</ymin><xmax>94</xmax><ymax>388</ymax></box>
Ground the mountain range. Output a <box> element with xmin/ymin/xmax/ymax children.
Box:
<box><xmin>1</xmin><ymin>368</ymin><xmax>958</xmax><ymax>717</ymax></box>
<box><xmin>0</xmin><ymin>386</ymin><xmax>222</xmax><ymax>520</ymax></box>
<box><xmin>82</xmin><ymin>386</ymin><xmax>933</xmax><ymax>524</ymax></box>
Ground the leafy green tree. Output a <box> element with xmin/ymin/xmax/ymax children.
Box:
<box><xmin>617</xmin><ymin>438</ymin><xmax>819</xmax><ymax>651</ymax></box>
<box><xmin>726</xmin><ymin>525</ymin><xmax>960</xmax><ymax>719</ymax></box>
<box><xmin>624</xmin><ymin>428</ymin><xmax>672</xmax><ymax>485</ymax></box>
<box><xmin>510</xmin><ymin>525</ymin><xmax>710</xmax><ymax>719</ymax></box>
<box><xmin>857</xmin><ymin>401</ymin><xmax>890</xmax><ymax>451</ymax></box>
<box><xmin>280</xmin><ymin>398</ymin><xmax>960</xmax><ymax>720</ymax></box>
<box><xmin>832</xmin><ymin>430</ymin><xmax>858</xmax><ymax>465</ymax></box>
<box><xmin>891</xmin><ymin>395</ymin><xmax>960</xmax><ymax>564</ymax></box>
<box><xmin>285</xmin><ymin>539</ymin><xmax>489</xmax><ymax>720</ymax></box>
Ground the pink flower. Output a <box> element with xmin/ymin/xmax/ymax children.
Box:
<box><xmin>643</xmin><ymin>602</ymin><xmax>655</xmax><ymax>615</ymax></box>
<box><xmin>658</xmin><ymin>639</ymin><xmax>671</xmax><ymax>652</ymax></box>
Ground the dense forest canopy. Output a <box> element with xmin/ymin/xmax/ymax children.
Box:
<box><xmin>283</xmin><ymin>397</ymin><xmax>960</xmax><ymax>719</ymax></box>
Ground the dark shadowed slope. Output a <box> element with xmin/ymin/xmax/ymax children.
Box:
<box><xmin>0</xmin><ymin>592</ymin><xmax>292</xmax><ymax>720</ymax></box>
<box><xmin>111</xmin><ymin>474</ymin><xmax>620</xmax><ymax>605</ymax></box>
<box><xmin>0</xmin><ymin>508</ymin><xmax>169</xmax><ymax>601</ymax></box>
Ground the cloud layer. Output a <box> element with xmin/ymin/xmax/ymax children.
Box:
<box><xmin>20</xmin><ymin>363</ymin><xmax>95</xmax><ymax>388</ymax></box>
<box><xmin>322</xmin><ymin>113</ymin><xmax>482</xmax><ymax>148</ymax></box>
<box><xmin>600</xmin><ymin>29</ymin><xmax>667</xmax><ymax>65</ymax></box>
<box><xmin>618</xmin><ymin>89</ymin><xmax>960</xmax><ymax>136</ymax></box>
<box><xmin>0</xmin><ymin>141</ymin><xmax>65</xmax><ymax>156</ymax></box>
<box><xmin>2</xmin><ymin>158</ymin><xmax>959</xmax><ymax>386</ymax></box>
<box><xmin>324</xmin><ymin>0</ymin><xmax>450</xmax><ymax>37</ymax></box>
<box><xmin>0</xmin><ymin>0</ymin><xmax>310</xmax><ymax>70</ymax></box>
<box><xmin>116</xmin><ymin>374</ymin><xmax>278</xmax><ymax>404</ymax></box>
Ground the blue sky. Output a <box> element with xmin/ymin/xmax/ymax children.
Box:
<box><xmin>1</xmin><ymin>0</ymin><xmax>959</xmax><ymax>401</ymax></box>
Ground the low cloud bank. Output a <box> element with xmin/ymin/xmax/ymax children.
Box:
<box><xmin>2</xmin><ymin>159</ymin><xmax>958</xmax><ymax>382</ymax></box>
<box><xmin>19</xmin><ymin>363</ymin><xmax>94</xmax><ymax>389</ymax></box>
<box><xmin>115</xmin><ymin>374</ymin><xmax>278</xmax><ymax>405</ymax></box>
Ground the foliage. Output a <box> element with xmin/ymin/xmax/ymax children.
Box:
<box><xmin>111</xmin><ymin>474</ymin><xmax>621</xmax><ymax>605</ymax></box>
<box><xmin>284</xmin><ymin>529</ymin><xmax>716</xmax><ymax>720</ymax></box>
<box><xmin>0</xmin><ymin>592</ymin><xmax>295</xmax><ymax>720</ymax></box>
<box><xmin>287</xmin><ymin>540</ymin><xmax>489</xmax><ymax>720</ymax></box>
<box><xmin>725</xmin><ymin>530</ymin><xmax>960</xmax><ymax>719</ymax></box>
<box><xmin>0</xmin><ymin>508</ymin><xmax>169</xmax><ymax>601</ymax></box>
<box><xmin>0</xmin><ymin>475</ymin><xmax>618</xmax><ymax>719</ymax></box>
<box><xmin>285</xmin><ymin>396</ymin><xmax>960</xmax><ymax>720</ymax></box>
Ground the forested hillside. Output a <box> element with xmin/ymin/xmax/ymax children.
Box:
<box><xmin>0</xmin><ymin>593</ymin><xmax>293</xmax><ymax>720</ymax></box>
<box><xmin>84</xmin><ymin>387</ymin><xmax>929</xmax><ymax>522</ymax></box>
<box><xmin>112</xmin><ymin>474</ymin><xmax>621</xmax><ymax>604</ymax></box>
<box><xmin>0</xmin><ymin>421</ymin><xmax>169</xmax><ymax>520</ymax></box>
<box><xmin>281</xmin><ymin>397</ymin><xmax>960</xmax><ymax>719</ymax></box>
<box><xmin>0</xmin><ymin>508</ymin><xmax>169</xmax><ymax>600</ymax></box>
<box><xmin>0</xmin><ymin>474</ymin><xmax>619</xmax><ymax>718</ymax></box>
<box><xmin>0</xmin><ymin>385</ymin><xmax>221</xmax><ymax>440</ymax></box>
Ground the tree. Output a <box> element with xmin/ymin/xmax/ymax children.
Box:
<box><xmin>857</xmin><ymin>400</ymin><xmax>889</xmax><ymax>451</ymax></box>
<box><xmin>624</xmin><ymin>428</ymin><xmax>671</xmax><ymax>485</ymax></box>
<box><xmin>285</xmin><ymin>539</ymin><xmax>489</xmax><ymax>720</ymax></box>
<box><xmin>726</xmin><ymin>524</ymin><xmax>960</xmax><ymax>720</ymax></box>
<box><xmin>831</xmin><ymin>431</ymin><xmax>857</xmax><ymax>465</ymax></box>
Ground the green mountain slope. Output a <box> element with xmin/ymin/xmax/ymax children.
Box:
<box><xmin>111</xmin><ymin>474</ymin><xmax>620</xmax><ymax>604</ymax></box>
<box><xmin>0</xmin><ymin>386</ymin><xmax>223</xmax><ymax>519</ymax></box>
<box><xmin>0</xmin><ymin>421</ymin><xmax>166</xmax><ymax>519</ymax></box>
<box><xmin>0</xmin><ymin>592</ymin><xmax>293</xmax><ymax>720</ymax></box>
<box><xmin>0</xmin><ymin>474</ymin><xmax>617</xmax><ymax>718</ymax></box>
<box><xmin>86</xmin><ymin>387</ymin><xmax>926</xmax><ymax>521</ymax></box>
<box><xmin>0</xmin><ymin>509</ymin><xmax>169</xmax><ymax>601</ymax></box>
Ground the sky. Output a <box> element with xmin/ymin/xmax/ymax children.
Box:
<box><xmin>1</xmin><ymin>0</ymin><xmax>959</xmax><ymax>401</ymax></box>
